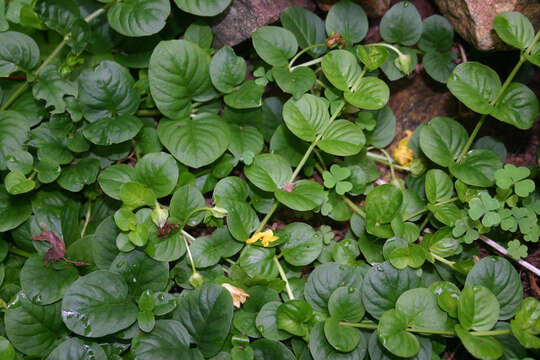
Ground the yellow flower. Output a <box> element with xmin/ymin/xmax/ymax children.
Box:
<box><xmin>394</xmin><ymin>130</ymin><xmax>414</xmax><ymax>167</ymax></box>
<box><xmin>246</xmin><ymin>229</ymin><xmax>279</xmax><ymax>247</ymax></box>
<box><xmin>221</xmin><ymin>283</ymin><xmax>249</xmax><ymax>308</ymax></box>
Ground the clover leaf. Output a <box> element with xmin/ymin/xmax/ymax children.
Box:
<box><xmin>468</xmin><ymin>193</ymin><xmax>501</xmax><ymax>227</ymax></box>
<box><xmin>495</xmin><ymin>164</ymin><xmax>535</xmax><ymax>197</ymax></box>
<box><xmin>322</xmin><ymin>165</ymin><xmax>353</xmax><ymax>195</ymax></box>
<box><xmin>507</xmin><ymin>240</ymin><xmax>528</xmax><ymax>260</ymax></box>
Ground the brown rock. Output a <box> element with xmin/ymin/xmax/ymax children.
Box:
<box><xmin>317</xmin><ymin>0</ymin><xmax>390</xmax><ymax>17</ymax></box>
<box><xmin>435</xmin><ymin>0</ymin><xmax>540</xmax><ymax>51</ymax></box>
<box><xmin>212</xmin><ymin>0</ymin><xmax>316</xmax><ymax>47</ymax></box>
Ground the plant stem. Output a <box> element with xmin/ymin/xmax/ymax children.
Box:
<box><xmin>366</xmin><ymin>43</ymin><xmax>404</xmax><ymax>57</ymax></box>
<box><xmin>403</xmin><ymin>197</ymin><xmax>459</xmax><ymax>222</ymax></box>
<box><xmin>273</xmin><ymin>256</ymin><xmax>295</xmax><ymax>300</ymax></box>
<box><xmin>419</xmin><ymin>213</ymin><xmax>431</xmax><ymax>231</ymax></box>
<box><xmin>181</xmin><ymin>230</ymin><xmax>197</xmax><ymax>274</ymax></box>
<box><xmin>0</xmin><ymin>6</ymin><xmax>108</xmax><ymax>111</ymax></box>
<box><xmin>131</xmin><ymin>139</ymin><xmax>140</xmax><ymax>160</ymax></box>
<box><xmin>350</xmin><ymin>67</ymin><xmax>367</xmax><ymax>92</ymax></box>
<box><xmin>342</xmin><ymin>196</ymin><xmax>366</xmax><ymax>218</ymax></box>
<box><xmin>431</xmin><ymin>253</ymin><xmax>456</xmax><ymax>267</ymax></box>
<box><xmin>254</xmin><ymin>202</ymin><xmax>279</xmax><ymax>233</ymax></box>
<box><xmin>379</xmin><ymin>148</ymin><xmax>397</xmax><ymax>184</ymax></box>
<box><xmin>288</xmin><ymin>43</ymin><xmax>327</xmax><ymax>69</ymax></box>
<box><xmin>8</xmin><ymin>247</ymin><xmax>31</xmax><ymax>258</ymax></box>
<box><xmin>136</xmin><ymin>109</ymin><xmax>161</xmax><ymax>117</ymax></box>
<box><xmin>290</xmin><ymin>57</ymin><xmax>323</xmax><ymax>71</ymax></box>
<box><xmin>366</xmin><ymin>152</ymin><xmax>411</xmax><ymax>172</ymax></box>
<box><xmin>479</xmin><ymin>235</ymin><xmax>540</xmax><ymax>277</ymax></box>
<box><xmin>456</xmin><ymin>115</ymin><xmax>487</xmax><ymax>162</ymax></box>
<box><xmin>80</xmin><ymin>200</ymin><xmax>93</xmax><ymax>238</ymax></box>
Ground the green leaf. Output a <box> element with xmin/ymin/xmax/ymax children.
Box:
<box><xmin>226</xmin><ymin>202</ymin><xmax>259</xmax><ymax>241</ymax></box>
<box><xmin>277</xmin><ymin>300</ymin><xmax>314</xmax><ymax>337</ymax></box>
<box><xmin>0</xmin><ymin>31</ymin><xmax>39</xmax><ymax>75</ymax></box>
<box><xmin>20</xmin><ymin>256</ymin><xmax>78</xmax><ymax>305</ymax></box>
<box><xmin>83</xmin><ymin>115</ymin><xmax>142</xmax><ymax>145</ymax></box>
<box><xmin>132</xmin><ymin>320</ymin><xmax>203</xmax><ymax>360</ymax></box>
<box><xmin>135</xmin><ymin>152</ymin><xmax>178</xmax><ymax>198</ymax></box>
<box><xmin>238</xmin><ymin>246</ymin><xmax>278</xmax><ymax>280</ymax></box>
<box><xmin>78</xmin><ymin>61</ymin><xmax>140</xmax><ymax>121</ymax></box>
<box><xmin>0</xmin><ymin>110</ymin><xmax>29</xmax><ymax>171</ymax></box>
<box><xmin>32</xmin><ymin>65</ymin><xmax>77</xmax><ymax>114</ymax></box>
<box><xmin>190</xmin><ymin>227</ymin><xmax>243</xmax><ymax>267</ymax></box>
<box><xmin>92</xmin><ymin>217</ymin><xmax>120</xmax><ymax>269</ymax></box>
<box><xmin>145</xmin><ymin>231</ymin><xmax>186</xmax><ymax>262</ymax></box>
<box><xmin>450</xmin><ymin>149</ymin><xmax>502</xmax><ymax>187</ymax></box>
<box><xmin>318</xmin><ymin>120</ymin><xmax>365</xmax><ymax>156</ymax></box>
<box><xmin>419</xmin><ymin>116</ymin><xmax>468</xmax><ymax>167</ymax></box>
<box><xmin>396</xmin><ymin>288</ymin><xmax>447</xmax><ymax>330</ymax></box>
<box><xmin>454</xmin><ymin>324</ymin><xmax>503</xmax><ymax>360</ymax></box>
<box><xmin>98</xmin><ymin>164</ymin><xmax>136</xmax><ymax>200</ymax></box>
<box><xmin>244</xmin><ymin>153</ymin><xmax>292</xmax><ymax>192</ymax></box>
<box><xmin>490</xmin><ymin>82</ymin><xmax>539</xmax><ymax>130</ymax></box>
<box><xmin>309</xmin><ymin>322</ymin><xmax>367</xmax><ymax>360</ymax></box>
<box><xmin>526</xmin><ymin>42</ymin><xmax>540</xmax><ymax>67</ymax></box>
<box><xmin>418</xmin><ymin>15</ymin><xmax>454</xmax><ymax>52</ymax></box>
<box><xmin>365</xmin><ymin>184</ymin><xmax>403</xmax><ymax>238</ymax></box>
<box><xmin>429</xmin><ymin>281</ymin><xmax>460</xmax><ymax>318</ymax></box>
<box><xmin>173</xmin><ymin>283</ymin><xmax>233</xmax><ymax>357</ymax></box>
<box><xmin>356</xmin><ymin>45</ymin><xmax>389</xmax><ymax>72</ymax></box>
<box><xmin>275</xmin><ymin>180</ymin><xmax>326</xmax><ymax>211</ymax></box>
<box><xmin>324</xmin><ymin>317</ymin><xmax>362</xmax><ymax>352</ymax></box>
<box><xmin>280</xmin><ymin>6</ymin><xmax>326</xmax><ymax>57</ymax></box>
<box><xmin>321</xmin><ymin>50</ymin><xmax>361</xmax><ymax>91</ymax></box>
<box><xmin>367</xmin><ymin>106</ymin><xmax>396</xmax><ymax>148</ymax></box>
<box><xmin>57</xmin><ymin>158</ymin><xmax>100</xmax><ymax>192</ymax></box>
<box><xmin>362</xmin><ymin>261</ymin><xmax>423</xmax><ymax>319</ymax></box>
<box><xmin>425</xmin><ymin>169</ymin><xmax>453</xmax><ymax>204</ymax></box>
<box><xmin>304</xmin><ymin>262</ymin><xmax>362</xmax><ymax>313</ymax></box>
<box><xmin>423</xmin><ymin>227</ymin><xmax>459</xmax><ymax>258</ymax></box>
<box><xmin>228</xmin><ymin>124</ymin><xmax>264</xmax><ymax>162</ymax></box>
<box><xmin>423</xmin><ymin>51</ymin><xmax>456</xmax><ymax>83</ymax></box>
<box><xmin>169</xmin><ymin>184</ymin><xmax>205</xmax><ymax>226</ymax></box>
<box><xmin>447</xmin><ymin>62</ymin><xmax>501</xmax><ymax>115</ymax></box>
<box><xmin>326</xmin><ymin>0</ymin><xmax>368</xmax><ymax>46</ymax></box>
<box><xmin>185</xmin><ymin>20</ymin><xmax>213</xmax><ymax>49</ymax></box>
<box><xmin>4</xmin><ymin>170</ymin><xmax>34</xmax><ymax>195</ymax></box>
<box><xmin>46</xmin><ymin>338</ymin><xmax>107</xmax><ymax>360</ymax></box>
<box><xmin>256</xmin><ymin>301</ymin><xmax>292</xmax><ymax>341</ymax></box>
<box><xmin>108</xmin><ymin>0</ymin><xmax>170</xmax><ymax>37</ymax></box>
<box><xmin>252</xmin><ymin>26</ymin><xmax>298</xmax><ymax>67</ymax></box>
<box><xmin>458</xmin><ymin>285</ymin><xmax>500</xmax><ymax>331</ymax></box>
<box><xmin>273</xmin><ymin>66</ymin><xmax>315</xmax><ymax>99</ymax></box>
<box><xmin>0</xmin><ymin>336</ymin><xmax>14</xmax><ymax>360</ymax></box>
<box><xmin>493</xmin><ymin>12</ymin><xmax>535</xmax><ymax>50</ymax></box>
<box><xmin>378</xmin><ymin>309</ymin><xmax>420</xmax><ymax>358</ymax></box>
<box><xmin>158</xmin><ymin>115</ymin><xmax>230</xmax><ymax>168</ymax></box>
<box><xmin>379</xmin><ymin>2</ymin><xmax>422</xmax><ymax>46</ymax></box>
<box><xmin>173</xmin><ymin>0</ymin><xmax>231</xmax><ymax>16</ymax></box>
<box><xmin>328</xmin><ymin>286</ymin><xmax>365</xmax><ymax>322</ymax></box>
<box><xmin>282</xmin><ymin>93</ymin><xmax>329</xmax><ymax>141</ymax></box>
<box><xmin>5</xmin><ymin>293</ymin><xmax>66</xmax><ymax>357</ymax></box>
<box><xmin>344</xmin><ymin>77</ymin><xmax>390</xmax><ymax>110</ymax></box>
<box><xmin>61</xmin><ymin>270</ymin><xmax>138</xmax><ymax>337</ymax></box>
<box><xmin>278</xmin><ymin>222</ymin><xmax>322</xmax><ymax>266</ymax></box>
<box><xmin>510</xmin><ymin>297</ymin><xmax>540</xmax><ymax>349</ymax></box>
<box><xmin>210</xmin><ymin>46</ymin><xmax>246</xmax><ymax>94</ymax></box>
<box><xmin>465</xmin><ymin>256</ymin><xmax>522</xmax><ymax>320</ymax></box>
<box><xmin>35</xmin><ymin>0</ymin><xmax>81</xmax><ymax>35</ymax></box>
<box><xmin>149</xmin><ymin>39</ymin><xmax>213</xmax><ymax>119</ymax></box>
<box><xmin>252</xmin><ymin>339</ymin><xmax>296</xmax><ymax>360</ymax></box>
<box><xmin>224</xmin><ymin>80</ymin><xmax>265</xmax><ymax>109</ymax></box>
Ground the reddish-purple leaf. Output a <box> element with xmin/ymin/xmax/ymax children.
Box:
<box><xmin>31</xmin><ymin>230</ymin><xmax>88</xmax><ymax>267</ymax></box>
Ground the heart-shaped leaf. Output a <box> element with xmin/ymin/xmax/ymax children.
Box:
<box><xmin>282</xmin><ymin>93</ymin><xmax>329</xmax><ymax>141</ymax></box>
<box><xmin>321</xmin><ymin>50</ymin><xmax>362</xmax><ymax>91</ymax></box>
<box><xmin>108</xmin><ymin>0</ymin><xmax>170</xmax><ymax>37</ymax></box>
<box><xmin>252</xmin><ymin>26</ymin><xmax>298</xmax><ymax>67</ymax></box>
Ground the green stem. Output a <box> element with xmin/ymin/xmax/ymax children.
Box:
<box><xmin>273</xmin><ymin>256</ymin><xmax>295</xmax><ymax>300</ymax></box>
<box><xmin>288</xmin><ymin>43</ymin><xmax>327</xmax><ymax>69</ymax></box>
<box><xmin>136</xmin><ymin>109</ymin><xmax>161</xmax><ymax>117</ymax></box>
<box><xmin>366</xmin><ymin>152</ymin><xmax>411</xmax><ymax>172</ymax></box>
<box><xmin>315</xmin><ymin>79</ymin><xmax>328</xmax><ymax>90</ymax></box>
<box><xmin>431</xmin><ymin>253</ymin><xmax>456</xmax><ymax>267</ymax></box>
<box><xmin>402</xmin><ymin>197</ymin><xmax>459</xmax><ymax>222</ymax></box>
<box><xmin>290</xmin><ymin>57</ymin><xmax>323</xmax><ymax>71</ymax></box>
<box><xmin>419</xmin><ymin>213</ymin><xmax>431</xmax><ymax>231</ymax></box>
<box><xmin>181</xmin><ymin>207</ymin><xmax>212</xmax><ymax>229</ymax></box>
<box><xmin>367</xmin><ymin>43</ymin><xmax>404</xmax><ymax>57</ymax></box>
<box><xmin>131</xmin><ymin>139</ymin><xmax>140</xmax><ymax>161</ymax></box>
<box><xmin>181</xmin><ymin>230</ymin><xmax>197</xmax><ymax>274</ymax></box>
<box><xmin>350</xmin><ymin>67</ymin><xmax>367</xmax><ymax>92</ymax></box>
<box><xmin>8</xmin><ymin>247</ymin><xmax>32</xmax><ymax>258</ymax></box>
<box><xmin>27</xmin><ymin>169</ymin><xmax>38</xmax><ymax>181</ymax></box>
<box><xmin>313</xmin><ymin>150</ymin><xmax>327</xmax><ymax>171</ymax></box>
<box><xmin>254</xmin><ymin>202</ymin><xmax>279</xmax><ymax>233</ymax></box>
<box><xmin>0</xmin><ymin>5</ymin><xmax>108</xmax><ymax>111</ymax></box>
<box><xmin>80</xmin><ymin>200</ymin><xmax>93</xmax><ymax>238</ymax></box>
<box><xmin>456</xmin><ymin>115</ymin><xmax>487</xmax><ymax>162</ymax></box>
<box><xmin>379</xmin><ymin>148</ymin><xmax>397</xmax><ymax>184</ymax></box>
<box><xmin>342</xmin><ymin>196</ymin><xmax>366</xmax><ymax>218</ymax></box>
<box><xmin>341</xmin><ymin>322</ymin><xmax>512</xmax><ymax>337</ymax></box>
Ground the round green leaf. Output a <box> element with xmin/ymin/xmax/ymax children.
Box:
<box><xmin>20</xmin><ymin>256</ymin><xmax>79</xmax><ymax>305</ymax></box>
<box><xmin>0</xmin><ymin>31</ymin><xmax>39</xmax><ymax>75</ymax></box>
<box><xmin>256</xmin><ymin>301</ymin><xmax>292</xmax><ymax>341</ymax></box>
<box><xmin>226</xmin><ymin>201</ymin><xmax>259</xmax><ymax>241</ymax></box>
<box><xmin>275</xmin><ymin>180</ymin><xmax>326</xmax><ymax>211</ymax></box>
<box><xmin>273</xmin><ymin>66</ymin><xmax>316</xmax><ymax>99</ymax></box>
<box><xmin>169</xmin><ymin>184</ymin><xmax>205</xmax><ymax>226</ymax></box>
<box><xmin>318</xmin><ymin>119</ymin><xmax>365</xmax><ymax>156</ymax></box>
<box><xmin>0</xmin><ymin>185</ymin><xmax>32</xmax><ymax>232</ymax></box>
<box><xmin>344</xmin><ymin>77</ymin><xmax>390</xmax><ymax>110</ymax></box>
<box><xmin>224</xmin><ymin>80</ymin><xmax>265</xmax><ymax>109</ymax></box>
<box><xmin>278</xmin><ymin>222</ymin><xmax>323</xmax><ymax>266</ymax></box>
<box><xmin>0</xmin><ymin>110</ymin><xmax>30</xmax><ymax>171</ymax></box>
<box><xmin>252</xmin><ymin>26</ymin><xmax>298</xmax><ymax>67</ymax></box>
<box><xmin>423</xmin><ymin>51</ymin><xmax>456</xmax><ymax>83</ymax></box>
<box><xmin>158</xmin><ymin>115</ymin><xmax>230</xmax><ymax>168</ymax></box>
<box><xmin>174</xmin><ymin>0</ymin><xmax>231</xmax><ymax>16</ymax></box>
<box><xmin>328</xmin><ymin>286</ymin><xmax>365</xmax><ymax>322</ymax></box>
<box><xmin>276</xmin><ymin>300</ymin><xmax>314</xmax><ymax>337</ymax></box>
<box><xmin>228</xmin><ymin>124</ymin><xmax>264</xmax><ymax>162</ymax></box>
<box><xmin>465</xmin><ymin>256</ymin><xmax>522</xmax><ymax>320</ymax></box>
<box><xmin>244</xmin><ymin>153</ymin><xmax>292</xmax><ymax>192</ymax></box>
<box><xmin>280</xmin><ymin>5</ymin><xmax>326</xmax><ymax>57</ymax></box>
<box><xmin>82</xmin><ymin>115</ymin><xmax>142</xmax><ymax>145</ymax></box>
<box><xmin>78</xmin><ymin>61</ymin><xmax>140</xmax><ymax>121</ymax></box>
<box><xmin>135</xmin><ymin>152</ymin><xmax>179</xmax><ymax>198</ymax></box>
<box><xmin>419</xmin><ymin>116</ymin><xmax>468</xmax><ymax>167</ymax></box>
<box><xmin>326</xmin><ymin>0</ymin><xmax>368</xmax><ymax>46</ymax></box>
<box><xmin>32</xmin><ymin>65</ymin><xmax>77</xmax><ymax>114</ymax></box>
<box><xmin>454</xmin><ymin>324</ymin><xmax>503</xmax><ymax>360</ymax></box>
<box><xmin>149</xmin><ymin>39</ymin><xmax>214</xmax><ymax>119</ymax></box>
<box><xmin>36</xmin><ymin>0</ymin><xmax>82</xmax><ymax>35</ymax></box>
<box><xmin>46</xmin><ymin>338</ymin><xmax>107</xmax><ymax>360</ymax></box>
<box><xmin>210</xmin><ymin>46</ymin><xmax>246</xmax><ymax>93</ymax></box>
<box><xmin>449</xmin><ymin>149</ymin><xmax>502</xmax><ymax>187</ymax></box>
<box><xmin>62</xmin><ymin>270</ymin><xmax>138</xmax><ymax>337</ymax></box>
<box><xmin>378</xmin><ymin>309</ymin><xmax>420</xmax><ymax>358</ymax></box>
<box><xmin>190</xmin><ymin>227</ymin><xmax>243</xmax><ymax>267</ymax></box>
<box><xmin>282</xmin><ymin>93</ymin><xmax>329</xmax><ymax>141</ymax></box>
<box><xmin>447</xmin><ymin>62</ymin><xmax>501</xmax><ymax>115</ymax></box>
<box><xmin>173</xmin><ymin>283</ymin><xmax>233</xmax><ymax>357</ymax></box>
<box><xmin>98</xmin><ymin>164</ymin><xmax>136</xmax><ymax>200</ymax></box>
<box><xmin>365</xmin><ymin>184</ymin><xmax>403</xmax><ymax>238</ymax></box>
<box><xmin>5</xmin><ymin>293</ymin><xmax>66</xmax><ymax>357</ymax></box>
<box><xmin>380</xmin><ymin>2</ymin><xmax>422</xmax><ymax>46</ymax></box>
<box><xmin>322</xmin><ymin>50</ymin><xmax>361</xmax><ymax>91</ymax></box>
<box><xmin>309</xmin><ymin>322</ymin><xmax>367</xmax><ymax>360</ymax></box>
<box><xmin>491</xmin><ymin>82</ymin><xmax>539</xmax><ymax>130</ymax></box>
<box><xmin>418</xmin><ymin>15</ymin><xmax>454</xmax><ymax>52</ymax></box>
<box><xmin>425</xmin><ymin>169</ymin><xmax>453</xmax><ymax>204</ymax></box>
<box><xmin>4</xmin><ymin>170</ymin><xmax>35</xmax><ymax>195</ymax></box>
<box><xmin>429</xmin><ymin>281</ymin><xmax>460</xmax><ymax>318</ymax></box>
<box><xmin>145</xmin><ymin>231</ymin><xmax>186</xmax><ymax>262</ymax></box>
<box><xmin>108</xmin><ymin>0</ymin><xmax>170</xmax><ymax>37</ymax></box>
<box><xmin>458</xmin><ymin>285</ymin><xmax>500</xmax><ymax>331</ymax></box>
<box><xmin>367</xmin><ymin>106</ymin><xmax>396</xmax><ymax>149</ymax></box>
<box><xmin>132</xmin><ymin>320</ymin><xmax>203</xmax><ymax>360</ymax></box>
<box><xmin>238</xmin><ymin>246</ymin><xmax>278</xmax><ymax>280</ymax></box>
<box><xmin>395</xmin><ymin>288</ymin><xmax>447</xmax><ymax>330</ymax></box>
<box><xmin>304</xmin><ymin>262</ymin><xmax>363</xmax><ymax>313</ymax></box>
<box><xmin>493</xmin><ymin>12</ymin><xmax>534</xmax><ymax>50</ymax></box>
<box><xmin>251</xmin><ymin>339</ymin><xmax>296</xmax><ymax>360</ymax></box>
<box><xmin>57</xmin><ymin>158</ymin><xmax>100</xmax><ymax>192</ymax></box>
<box><xmin>324</xmin><ymin>317</ymin><xmax>362</xmax><ymax>353</ymax></box>
<box><xmin>362</xmin><ymin>261</ymin><xmax>423</xmax><ymax>319</ymax></box>
<box><xmin>0</xmin><ymin>336</ymin><xmax>15</xmax><ymax>360</ymax></box>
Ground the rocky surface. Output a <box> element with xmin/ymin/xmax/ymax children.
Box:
<box><xmin>435</xmin><ymin>0</ymin><xmax>540</xmax><ymax>51</ymax></box>
<box><xmin>211</xmin><ymin>0</ymin><xmax>316</xmax><ymax>48</ymax></box>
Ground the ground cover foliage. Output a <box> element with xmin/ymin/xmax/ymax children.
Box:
<box><xmin>0</xmin><ymin>0</ymin><xmax>539</xmax><ymax>359</ymax></box>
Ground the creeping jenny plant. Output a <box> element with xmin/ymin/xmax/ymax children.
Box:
<box><xmin>0</xmin><ymin>1</ymin><xmax>539</xmax><ymax>359</ymax></box>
